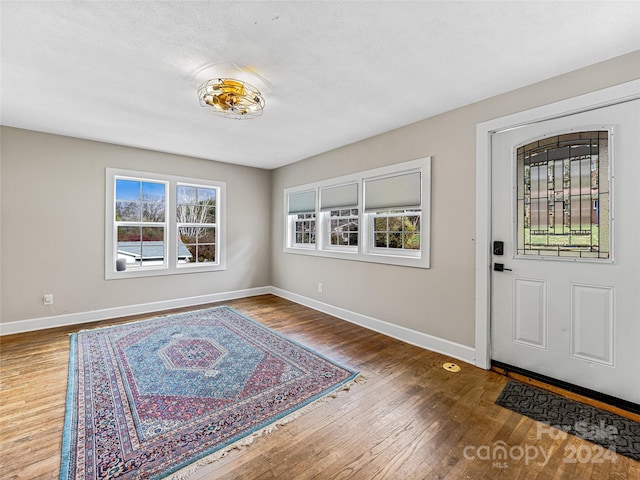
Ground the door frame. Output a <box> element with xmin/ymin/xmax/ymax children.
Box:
<box><xmin>474</xmin><ymin>79</ymin><xmax>640</xmax><ymax>370</ymax></box>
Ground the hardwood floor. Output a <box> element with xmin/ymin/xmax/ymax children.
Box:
<box><xmin>1</xmin><ymin>294</ymin><xmax>638</xmax><ymax>479</ymax></box>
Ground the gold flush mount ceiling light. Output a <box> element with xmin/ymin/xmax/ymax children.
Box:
<box><xmin>198</xmin><ymin>78</ymin><xmax>265</xmax><ymax>119</ymax></box>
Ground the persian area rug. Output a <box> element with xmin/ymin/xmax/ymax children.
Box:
<box><xmin>496</xmin><ymin>380</ymin><xmax>640</xmax><ymax>461</ymax></box>
<box><xmin>60</xmin><ymin>306</ymin><xmax>362</xmax><ymax>479</ymax></box>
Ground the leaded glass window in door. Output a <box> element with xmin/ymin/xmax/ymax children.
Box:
<box><xmin>516</xmin><ymin>131</ymin><xmax>610</xmax><ymax>259</ymax></box>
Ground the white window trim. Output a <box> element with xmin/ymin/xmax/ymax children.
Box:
<box><xmin>106</xmin><ymin>168</ymin><xmax>226</xmax><ymax>279</ymax></box>
<box><xmin>283</xmin><ymin>157</ymin><xmax>431</xmax><ymax>268</ymax></box>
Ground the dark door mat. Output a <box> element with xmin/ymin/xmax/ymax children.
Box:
<box><xmin>496</xmin><ymin>380</ymin><xmax>640</xmax><ymax>462</ymax></box>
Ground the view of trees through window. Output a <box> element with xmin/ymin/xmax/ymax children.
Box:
<box><xmin>115</xmin><ymin>179</ymin><xmax>166</xmax><ymax>267</ymax></box>
<box><xmin>113</xmin><ymin>179</ymin><xmax>219</xmax><ymax>267</ymax></box>
<box><xmin>177</xmin><ymin>185</ymin><xmax>217</xmax><ymax>263</ymax></box>
<box><xmin>109</xmin><ymin>170</ymin><xmax>225</xmax><ymax>277</ymax></box>
<box><xmin>373</xmin><ymin>210</ymin><xmax>420</xmax><ymax>250</ymax></box>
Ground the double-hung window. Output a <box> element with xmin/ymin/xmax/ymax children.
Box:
<box><xmin>106</xmin><ymin>168</ymin><xmax>225</xmax><ymax>279</ymax></box>
<box><xmin>114</xmin><ymin>177</ymin><xmax>168</xmax><ymax>269</ymax></box>
<box><xmin>287</xmin><ymin>190</ymin><xmax>317</xmax><ymax>248</ymax></box>
<box><xmin>177</xmin><ymin>184</ymin><xmax>217</xmax><ymax>264</ymax></box>
<box><xmin>283</xmin><ymin>157</ymin><xmax>431</xmax><ymax>268</ymax></box>
<box><xmin>320</xmin><ymin>183</ymin><xmax>359</xmax><ymax>251</ymax></box>
<box><xmin>363</xmin><ymin>170</ymin><xmax>422</xmax><ymax>257</ymax></box>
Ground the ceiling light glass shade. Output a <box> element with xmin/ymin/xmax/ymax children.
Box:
<box><xmin>198</xmin><ymin>78</ymin><xmax>265</xmax><ymax>119</ymax></box>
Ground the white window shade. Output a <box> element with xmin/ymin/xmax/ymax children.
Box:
<box><xmin>320</xmin><ymin>183</ymin><xmax>358</xmax><ymax>211</ymax></box>
<box><xmin>364</xmin><ymin>171</ymin><xmax>421</xmax><ymax>212</ymax></box>
<box><xmin>287</xmin><ymin>190</ymin><xmax>316</xmax><ymax>214</ymax></box>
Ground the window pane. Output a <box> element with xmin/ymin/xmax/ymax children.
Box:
<box><xmin>118</xmin><ymin>226</ymin><xmax>140</xmax><ymax>242</ymax></box>
<box><xmin>117</xmin><ymin>226</ymin><xmax>141</xmax><ymax>267</ymax></box>
<box><xmin>117</xmin><ymin>226</ymin><xmax>164</xmax><ymax>268</ymax></box>
<box><xmin>293</xmin><ymin>212</ymin><xmax>316</xmax><ymax>245</ymax></box>
<box><xmin>142</xmin><ymin>182</ymin><xmax>165</xmax><ymax>202</ymax></box>
<box><xmin>389</xmin><ymin>232</ymin><xmax>402</xmax><ymax>248</ymax></box>
<box><xmin>177</xmin><ymin>186</ymin><xmax>216</xmax><ymax>224</ymax></box>
<box><xmin>309</xmin><ymin>221</ymin><xmax>316</xmax><ymax>242</ymax></box>
<box><xmin>142</xmin><ymin>227</ymin><xmax>164</xmax><ymax>241</ymax></box>
<box><xmin>517</xmin><ymin>131</ymin><xmax>609</xmax><ymax>259</ymax></box>
<box><xmin>371</xmin><ymin>211</ymin><xmax>421</xmax><ymax>251</ymax></box>
<box><xmin>197</xmin><ymin>187</ymin><xmax>217</xmax><ymax>223</ymax></box>
<box><xmin>374</xmin><ymin>217</ymin><xmax>387</xmax><ymax>231</ymax></box>
<box><xmin>116</xmin><ymin>201</ymin><xmax>140</xmax><ymax>221</ymax></box>
<box><xmin>177</xmin><ymin>204</ymin><xmax>195</xmax><ymax>224</ymax></box>
<box><xmin>406</xmin><ymin>216</ymin><xmax>420</xmax><ymax>231</ymax></box>
<box><xmin>178</xmin><ymin>226</ymin><xmax>216</xmax><ymax>264</ymax></box>
<box><xmin>198</xmin><ymin>227</ymin><xmax>216</xmax><ymax>244</ymax></box>
<box><xmin>142</xmin><ymin>228</ymin><xmax>165</xmax><ymax>266</ymax></box>
<box><xmin>203</xmin><ymin>205</ymin><xmax>216</xmax><ymax>223</ymax></box>
<box><xmin>178</xmin><ymin>226</ymin><xmax>197</xmax><ymax>245</ymax></box>
<box><xmin>177</xmin><ymin>185</ymin><xmax>197</xmax><ymax>204</ymax></box>
<box><xmin>196</xmin><ymin>244</ymin><xmax>216</xmax><ymax>263</ymax></box>
<box><xmin>198</xmin><ymin>187</ymin><xmax>216</xmax><ymax>203</ymax></box>
<box><xmin>389</xmin><ymin>216</ymin><xmax>402</xmax><ymax>232</ymax></box>
<box><xmin>177</xmin><ymin>205</ymin><xmax>209</xmax><ymax>223</ymax></box>
<box><xmin>327</xmin><ymin>209</ymin><xmax>358</xmax><ymax>247</ymax></box>
<box><xmin>116</xmin><ymin>179</ymin><xmax>165</xmax><ymax>222</ymax></box>
<box><xmin>142</xmin><ymin>202</ymin><xmax>165</xmax><ymax>222</ymax></box>
<box><xmin>405</xmin><ymin>233</ymin><xmax>420</xmax><ymax>250</ymax></box>
<box><xmin>115</xmin><ymin>179</ymin><xmax>140</xmax><ymax>201</ymax></box>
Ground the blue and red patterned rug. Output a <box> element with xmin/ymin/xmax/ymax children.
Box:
<box><xmin>60</xmin><ymin>306</ymin><xmax>362</xmax><ymax>479</ymax></box>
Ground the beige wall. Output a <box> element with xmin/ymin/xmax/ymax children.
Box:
<box><xmin>271</xmin><ymin>51</ymin><xmax>640</xmax><ymax>348</ymax></box>
<box><xmin>0</xmin><ymin>128</ymin><xmax>272</xmax><ymax>323</ymax></box>
<box><xmin>2</xmin><ymin>52</ymin><xmax>638</xmax><ymax>342</ymax></box>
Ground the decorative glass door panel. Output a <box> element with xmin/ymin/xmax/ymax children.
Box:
<box><xmin>516</xmin><ymin>131</ymin><xmax>610</xmax><ymax>259</ymax></box>
<box><xmin>491</xmin><ymin>99</ymin><xmax>640</xmax><ymax>404</ymax></box>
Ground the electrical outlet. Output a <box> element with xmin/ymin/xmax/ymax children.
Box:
<box><xmin>317</xmin><ymin>282</ymin><xmax>323</xmax><ymax>293</ymax></box>
<box><xmin>43</xmin><ymin>294</ymin><xmax>54</xmax><ymax>305</ymax></box>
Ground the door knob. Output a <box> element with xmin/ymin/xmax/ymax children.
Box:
<box><xmin>494</xmin><ymin>263</ymin><xmax>512</xmax><ymax>272</ymax></box>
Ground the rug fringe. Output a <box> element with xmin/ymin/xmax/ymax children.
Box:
<box><xmin>165</xmin><ymin>373</ymin><xmax>366</xmax><ymax>480</ymax></box>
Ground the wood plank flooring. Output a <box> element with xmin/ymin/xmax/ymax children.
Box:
<box><xmin>1</xmin><ymin>294</ymin><xmax>638</xmax><ymax>479</ymax></box>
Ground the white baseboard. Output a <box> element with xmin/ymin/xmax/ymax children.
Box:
<box><xmin>270</xmin><ymin>287</ymin><xmax>476</xmax><ymax>366</ymax></box>
<box><xmin>0</xmin><ymin>287</ymin><xmax>271</xmax><ymax>336</ymax></box>
<box><xmin>1</xmin><ymin>286</ymin><xmax>477</xmax><ymax>367</ymax></box>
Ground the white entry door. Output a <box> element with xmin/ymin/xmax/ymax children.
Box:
<box><xmin>491</xmin><ymin>99</ymin><xmax>640</xmax><ymax>405</ymax></box>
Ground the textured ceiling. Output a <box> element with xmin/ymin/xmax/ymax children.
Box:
<box><xmin>2</xmin><ymin>1</ymin><xmax>639</xmax><ymax>169</ymax></box>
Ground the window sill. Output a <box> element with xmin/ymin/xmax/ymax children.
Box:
<box><xmin>105</xmin><ymin>263</ymin><xmax>226</xmax><ymax>280</ymax></box>
<box><xmin>283</xmin><ymin>246</ymin><xmax>429</xmax><ymax>269</ymax></box>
